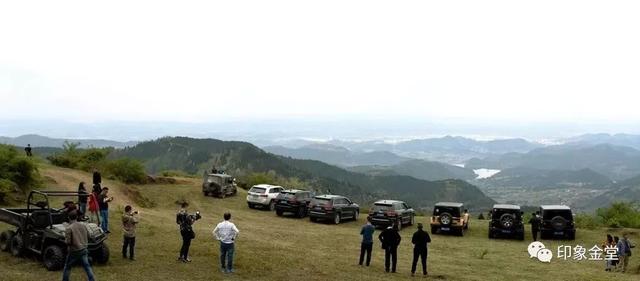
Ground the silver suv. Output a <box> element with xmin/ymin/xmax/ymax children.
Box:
<box><xmin>246</xmin><ymin>184</ymin><xmax>283</xmax><ymax>210</ymax></box>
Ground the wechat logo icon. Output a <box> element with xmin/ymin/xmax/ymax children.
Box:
<box><xmin>528</xmin><ymin>241</ymin><xmax>552</xmax><ymax>263</ymax></box>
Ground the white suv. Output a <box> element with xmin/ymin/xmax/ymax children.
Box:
<box><xmin>246</xmin><ymin>184</ymin><xmax>284</xmax><ymax>210</ymax></box>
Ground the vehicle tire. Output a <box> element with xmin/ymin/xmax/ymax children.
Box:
<box><xmin>499</xmin><ymin>213</ymin><xmax>516</xmax><ymax>229</ymax></box>
<box><xmin>568</xmin><ymin>232</ymin><xmax>575</xmax><ymax>240</ymax></box>
<box><xmin>409</xmin><ymin>215</ymin><xmax>415</xmax><ymax>226</ymax></box>
<box><xmin>297</xmin><ymin>207</ymin><xmax>306</xmax><ymax>218</ymax></box>
<box><xmin>10</xmin><ymin>235</ymin><xmax>24</xmax><ymax>257</ymax></box>
<box><xmin>0</xmin><ymin>230</ymin><xmax>15</xmax><ymax>252</ymax></box>
<box><xmin>334</xmin><ymin>213</ymin><xmax>341</xmax><ymax>225</ymax></box>
<box><xmin>518</xmin><ymin>233</ymin><xmax>525</xmax><ymax>241</ymax></box>
<box><xmin>219</xmin><ymin>192</ymin><xmax>226</xmax><ymax>199</ymax></box>
<box><xmin>540</xmin><ymin>231</ymin><xmax>549</xmax><ymax>240</ymax></box>
<box><xmin>431</xmin><ymin>226</ymin><xmax>438</xmax><ymax>234</ymax></box>
<box><xmin>43</xmin><ymin>245</ymin><xmax>65</xmax><ymax>271</ymax></box>
<box><xmin>276</xmin><ymin>210</ymin><xmax>283</xmax><ymax>216</ymax></box>
<box><xmin>458</xmin><ymin>228</ymin><xmax>464</xmax><ymax>237</ymax></box>
<box><xmin>310</xmin><ymin>216</ymin><xmax>317</xmax><ymax>222</ymax></box>
<box><xmin>269</xmin><ymin>201</ymin><xmax>276</xmax><ymax>211</ymax></box>
<box><xmin>488</xmin><ymin>231</ymin><xmax>494</xmax><ymax>239</ymax></box>
<box><xmin>353</xmin><ymin>210</ymin><xmax>359</xmax><ymax>221</ymax></box>
<box><xmin>92</xmin><ymin>244</ymin><xmax>110</xmax><ymax>265</ymax></box>
<box><xmin>247</xmin><ymin>203</ymin><xmax>253</xmax><ymax>209</ymax></box>
<box><xmin>438</xmin><ymin>212</ymin><xmax>452</xmax><ymax>226</ymax></box>
<box><xmin>550</xmin><ymin>216</ymin><xmax>567</xmax><ymax>231</ymax></box>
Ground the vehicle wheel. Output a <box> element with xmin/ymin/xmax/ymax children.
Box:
<box><xmin>409</xmin><ymin>215</ymin><xmax>415</xmax><ymax>226</ymax></box>
<box><xmin>91</xmin><ymin>244</ymin><xmax>110</xmax><ymax>264</ymax></box>
<box><xmin>10</xmin><ymin>235</ymin><xmax>24</xmax><ymax>257</ymax></box>
<box><xmin>297</xmin><ymin>208</ymin><xmax>306</xmax><ymax>218</ymax></box>
<box><xmin>458</xmin><ymin>228</ymin><xmax>464</xmax><ymax>237</ymax></box>
<box><xmin>431</xmin><ymin>226</ymin><xmax>438</xmax><ymax>234</ymax></box>
<box><xmin>568</xmin><ymin>232</ymin><xmax>575</xmax><ymax>240</ymax></box>
<box><xmin>310</xmin><ymin>216</ymin><xmax>317</xmax><ymax>222</ymax></box>
<box><xmin>518</xmin><ymin>233</ymin><xmax>525</xmax><ymax>241</ymax></box>
<box><xmin>276</xmin><ymin>210</ymin><xmax>283</xmax><ymax>217</ymax></box>
<box><xmin>334</xmin><ymin>213</ymin><xmax>341</xmax><ymax>224</ymax></box>
<box><xmin>0</xmin><ymin>230</ymin><xmax>15</xmax><ymax>252</ymax></box>
<box><xmin>353</xmin><ymin>210</ymin><xmax>359</xmax><ymax>221</ymax></box>
<box><xmin>43</xmin><ymin>245</ymin><xmax>65</xmax><ymax>271</ymax></box>
<box><xmin>488</xmin><ymin>231</ymin><xmax>494</xmax><ymax>239</ymax></box>
<box><xmin>247</xmin><ymin>203</ymin><xmax>253</xmax><ymax>209</ymax></box>
<box><xmin>269</xmin><ymin>201</ymin><xmax>276</xmax><ymax>211</ymax></box>
<box><xmin>220</xmin><ymin>192</ymin><xmax>226</xmax><ymax>199</ymax></box>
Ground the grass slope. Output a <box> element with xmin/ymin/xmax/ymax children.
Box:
<box><xmin>1</xmin><ymin>165</ymin><xmax>639</xmax><ymax>281</ymax></box>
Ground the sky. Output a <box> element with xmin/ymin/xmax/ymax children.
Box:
<box><xmin>1</xmin><ymin>1</ymin><xmax>640</xmax><ymax>129</ymax></box>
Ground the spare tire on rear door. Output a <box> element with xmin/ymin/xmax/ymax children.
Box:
<box><xmin>551</xmin><ymin>216</ymin><xmax>567</xmax><ymax>231</ymax></box>
<box><xmin>499</xmin><ymin>213</ymin><xmax>516</xmax><ymax>229</ymax></box>
<box><xmin>439</xmin><ymin>212</ymin><xmax>452</xmax><ymax>226</ymax></box>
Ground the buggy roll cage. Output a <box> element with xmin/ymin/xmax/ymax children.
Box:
<box><xmin>26</xmin><ymin>190</ymin><xmax>93</xmax><ymax>230</ymax></box>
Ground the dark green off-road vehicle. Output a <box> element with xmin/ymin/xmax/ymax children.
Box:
<box><xmin>0</xmin><ymin>191</ymin><xmax>110</xmax><ymax>271</ymax></box>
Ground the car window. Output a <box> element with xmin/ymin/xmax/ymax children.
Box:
<box><xmin>395</xmin><ymin>203</ymin><xmax>404</xmax><ymax>210</ymax></box>
<box><xmin>338</xmin><ymin>198</ymin><xmax>348</xmax><ymax>205</ymax></box>
<box><xmin>403</xmin><ymin>203</ymin><xmax>410</xmax><ymax>209</ymax></box>
<box><xmin>249</xmin><ymin>187</ymin><xmax>267</xmax><ymax>194</ymax></box>
<box><xmin>543</xmin><ymin>210</ymin><xmax>572</xmax><ymax>220</ymax></box>
<box><xmin>345</xmin><ymin>198</ymin><xmax>352</xmax><ymax>205</ymax></box>
<box><xmin>312</xmin><ymin>198</ymin><xmax>332</xmax><ymax>206</ymax></box>
<box><xmin>433</xmin><ymin>206</ymin><xmax>461</xmax><ymax>217</ymax></box>
<box><xmin>269</xmin><ymin>188</ymin><xmax>280</xmax><ymax>194</ymax></box>
<box><xmin>277</xmin><ymin>192</ymin><xmax>295</xmax><ymax>199</ymax></box>
<box><xmin>372</xmin><ymin>204</ymin><xmax>393</xmax><ymax>212</ymax></box>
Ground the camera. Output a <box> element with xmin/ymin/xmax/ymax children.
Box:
<box><xmin>189</xmin><ymin>211</ymin><xmax>202</xmax><ymax>221</ymax></box>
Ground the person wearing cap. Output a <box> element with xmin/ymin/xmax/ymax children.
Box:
<box><xmin>411</xmin><ymin>223</ymin><xmax>431</xmax><ymax>276</ymax></box>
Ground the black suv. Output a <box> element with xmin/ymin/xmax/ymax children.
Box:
<box><xmin>539</xmin><ymin>205</ymin><xmax>575</xmax><ymax>240</ymax></box>
<box><xmin>367</xmin><ymin>200</ymin><xmax>415</xmax><ymax>230</ymax></box>
<box><xmin>488</xmin><ymin>204</ymin><xmax>524</xmax><ymax>240</ymax></box>
<box><xmin>274</xmin><ymin>190</ymin><xmax>312</xmax><ymax>218</ymax></box>
<box><xmin>309</xmin><ymin>195</ymin><xmax>359</xmax><ymax>224</ymax></box>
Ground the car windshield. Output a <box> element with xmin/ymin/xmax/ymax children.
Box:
<box><xmin>249</xmin><ymin>187</ymin><xmax>267</xmax><ymax>194</ymax></box>
<box><xmin>372</xmin><ymin>204</ymin><xmax>393</xmax><ymax>212</ymax></box>
<box><xmin>433</xmin><ymin>206</ymin><xmax>460</xmax><ymax>217</ymax></box>
<box><xmin>312</xmin><ymin>198</ymin><xmax>332</xmax><ymax>206</ymax></box>
<box><xmin>543</xmin><ymin>210</ymin><xmax>572</xmax><ymax>220</ymax></box>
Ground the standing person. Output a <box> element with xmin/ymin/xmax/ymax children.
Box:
<box><xmin>87</xmin><ymin>189</ymin><xmax>100</xmax><ymax>223</ymax></box>
<box><xmin>603</xmin><ymin>234</ymin><xmax>615</xmax><ymax>272</ymax></box>
<box><xmin>77</xmin><ymin>182</ymin><xmax>88</xmax><ymax>217</ymax></box>
<box><xmin>411</xmin><ymin>223</ymin><xmax>431</xmax><ymax>276</ymax></box>
<box><xmin>98</xmin><ymin>187</ymin><xmax>114</xmax><ymax>233</ymax></box>
<box><xmin>613</xmin><ymin>236</ymin><xmax>620</xmax><ymax>270</ymax></box>
<box><xmin>213</xmin><ymin>212</ymin><xmax>240</xmax><ymax>273</ymax></box>
<box><xmin>122</xmin><ymin>205</ymin><xmax>139</xmax><ymax>261</ymax></box>
<box><xmin>62</xmin><ymin>211</ymin><xmax>95</xmax><ymax>281</ymax></box>
<box><xmin>378</xmin><ymin>223</ymin><xmax>401</xmax><ymax>273</ymax></box>
<box><xmin>176</xmin><ymin>202</ymin><xmax>201</xmax><ymax>262</ymax></box>
<box><xmin>92</xmin><ymin>168</ymin><xmax>102</xmax><ymax>188</ymax></box>
<box><xmin>359</xmin><ymin>217</ymin><xmax>375</xmax><ymax>266</ymax></box>
<box><xmin>463</xmin><ymin>209</ymin><xmax>470</xmax><ymax>229</ymax></box>
<box><xmin>618</xmin><ymin>233</ymin><xmax>633</xmax><ymax>273</ymax></box>
<box><xmin>24</xmin><ymin>144</ymin><xmax>32</xmax><ymax>157</ymax></box>
<box><xmin>528</xmin><ymin>212</ymin><xmax>541</xmax><ymax>241</ymax></box>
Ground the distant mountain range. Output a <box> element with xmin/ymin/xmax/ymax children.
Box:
<box><xmin>476</xmin><ymin>167</ymin><xmax>613</xmax><ymax>189</ymax></box>
<box><xmin>0</xmin><ymin>134</ymin><xmax>137</xmax><ymax>148</ymax></box>
<box><xmin>325</xmin><ymin>136</ymin><xmax>543</xmax><ymax>164</ymax></box>
<box><xmin>565</xmin><ymin>133</ymin><xmax>640</xmax><ymax>150</ymax></box>
<box><xmin>579</xmin><ymin>174</ymin><xmax>640</xmax><ymax>210</ymax></box>
<box><xmin>263</xmin><ymin>144</ymin><xmax>410</xmax><ymax>167</ymax></box>
<box><xmin>466</xmin><ymin>143</ymin><xmax>640</xmax><ymax>181</ymax></box>
<box><xmin>110</xmin><ymin>137</ymin><xmax>495</xmax><ymax>209</ymax></box>
<box><xmin>349</xmin><ymin>159</ymin><xmax>477</xmax><ymax>181</ymax></box>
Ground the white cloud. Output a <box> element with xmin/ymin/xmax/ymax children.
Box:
<box><xmin>0</xmin><ymin>0</ymin><xmax>639</xmax><ymax>123</ymax></box>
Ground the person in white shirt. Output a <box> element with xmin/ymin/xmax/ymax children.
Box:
<box><xmin>213</xmin><ymin>212</ymin><xmax>239</xmax><ymax>273</ymax></box>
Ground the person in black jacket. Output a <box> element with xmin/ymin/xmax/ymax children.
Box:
<box><xmin>77</xmin><ymin>182</ymin><xmax>88</xmax><ymax>217</ymax></box>
<box><xmin>176</xmin><ymin>202</ymin><xmax>201</xmax><ymax>262</ymax></box>
<box><xmin>92</xmin><ymin>168</ymin><xmax>102</xmax><ymax>187</ymax></box>
<box><xmin>378</xmin><ymin>223</ymin><xmax>401</xmax><ymax>273</ymax></box>
<box><xmin>528</xmin><ymin>212</ymin><xmax>541</xmax><ymax>241</ymax></box>
<box><xmin>411</xmin><ymin>223</ymin><xmax>431</xmax><ymax>276</ymax></box>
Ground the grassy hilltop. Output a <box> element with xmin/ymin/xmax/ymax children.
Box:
<box><xmin>0</xmin><ymin>165</ymin><xmax>638</xmax><ymax>281</ymax></box>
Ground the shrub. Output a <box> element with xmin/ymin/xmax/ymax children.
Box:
<box><xmin>104</xmin><ymin>158</ymin><xmax>147</xmax><ymax>184</ymax></box>
<box><xmin>46</xmin><ymin>141</ymin><xmax>109</xmax><ymax>171</ymax></box>
<box><xmin>596</xmin><ymin>202</ymin><xmax>640</xmax><ymax>229</ymax></box>
<box><xmin>0</xmin><ymin>144</ymin><xmax>41</xmax><ymax>202</ymax></box>
<box><xmin>575</xmin><ymin>213</ymin><xmax>602</xmax><ymax>230</ymax></box>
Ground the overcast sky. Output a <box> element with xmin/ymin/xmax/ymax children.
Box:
<box><xmin>1</xmin><ymin>1</ymin><xmax>639</xmax><ymax>126</ymax></box>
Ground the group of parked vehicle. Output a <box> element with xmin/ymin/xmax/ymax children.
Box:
<box><xmin>240</xmin><ymin>183</ymin><xmax>577</xmax><ymax>240</ymax></box>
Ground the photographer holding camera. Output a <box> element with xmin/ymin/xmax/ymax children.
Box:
<box><xmin>98</xmin><ymin>187</ymin><xmax>114</xmax><ymax>233</ymax></box>
<box><xmin>122</xmin><ymin>205</ymin><xmax>139</xmax><ymax>260</ymax></box>
<box><xmin>176</xmin><ymin>202</ymin><xmax>201</xmax><ymax>262</ymax></box>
